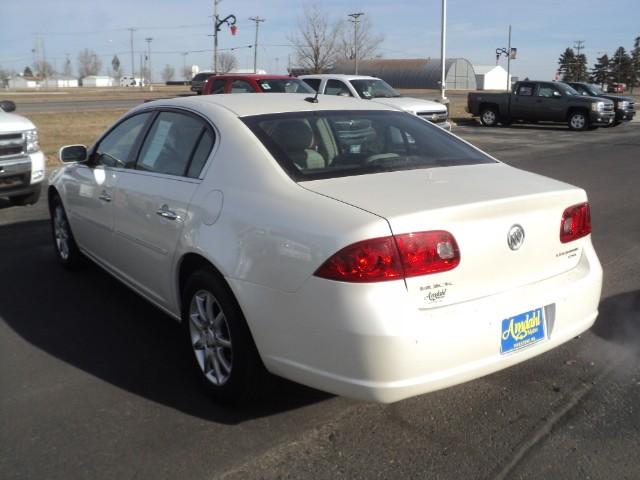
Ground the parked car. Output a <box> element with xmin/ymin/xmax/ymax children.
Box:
<box><xmin>49</xmin><ymin>93</ymin><xmax>602</xmax><ymax>404</ymax></box>
<box><xmin>299</xmin><ymin>74</ymin><xmax>451</xmax><ymax>130</ymax></box>
<box><xmin>202</xmin><ymin>74</ymin><xmax>314</xmax><ymax>95</ymax></box>
<box><xmin>0</xmin><ymin>100</ymin><xmax>44</xmax><ymax>205</ymax></box>
<box><xmin>608</xmin><ymin>83</ymin><xmax>626</xmax><ymax>94</ymax></box>
<box><xmin>467</xmin><ymin>80</ymin><xmax>615</xmax><ymax>130</ymax></box>
<box><xmin>190</xmin><ymin>71</ymin><xmax>215</xmax><ymax>94</ymax></box>
<box><xmin>565</xmin><ymin>82</ymin><xmax>635</xmax><ymax>125</ymax></box>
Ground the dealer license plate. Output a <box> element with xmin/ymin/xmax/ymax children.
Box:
<box><xmin>500</xmin><ymin>307</ymin><xmax>545</xmax><ymax>354</ymax></box>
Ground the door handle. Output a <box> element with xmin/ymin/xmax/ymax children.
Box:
<box><xmin>156</xmin><ymin>204</ymin><xmax>179</xmax><ymax>220</ymax></box>
<box><xmin>98</xmin><ymin>191</ymin><xmax>112</xmax><ymax>202</ymax></box>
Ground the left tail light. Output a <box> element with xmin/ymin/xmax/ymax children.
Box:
<box><xmin>314</xmin><ymin>231</ymin><xmax>460</xmax><ymax>283</ymax></box>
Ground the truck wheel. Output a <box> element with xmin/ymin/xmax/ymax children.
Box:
<box><xmin>480</xmin><ymin>107</ymin><xmax>498</xmax><ymax>127</ymax></box>
<box><xmin>568</xmin><ymin>111</ymin><xmax>588</xmax><ymax>131</ymax></box>
<box><xmin>10</xmin><ymin>189</ymin><xmax>41</xmax><ymax>206</ymax></box>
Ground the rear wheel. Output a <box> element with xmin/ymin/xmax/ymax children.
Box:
<box><xmin>480</xmin><ymin>107</ymin><xmax>499</xmax><ymax>127</ymax></box>
<box><xmin>182</xmin><ymin>269</ymin><xmax>269</xmax><ymax>404</ymax></box>
<box><xmin>50</xmin><ymin>194</ymin><xmax>85</xmax><ymax>269</ymax></box>
<box><xmin>568</xmin><ymin>111</ymin><xmax>589</xmax><ymax>131</ymax></box>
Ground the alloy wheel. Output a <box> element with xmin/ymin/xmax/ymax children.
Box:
<box><xmin>189</xmin><ymin>290</ymin><xmax>233</xmax><ymax>385</ymax></box>
<box><xmin>53</xmin><ymin>204</ymin><xmax>70</xmax><ymax>261</ymax></box>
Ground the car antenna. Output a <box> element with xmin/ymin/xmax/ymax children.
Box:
<box><xmin>304</xmin><ymin>89</ymin><xmax>320</xmax><ymax>104</ymax></box>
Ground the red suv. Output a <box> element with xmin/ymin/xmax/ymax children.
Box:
<box><xmin>202</xmin><ymin>74</ymin><xmax>314</xmax><ymax>95</ymax></box>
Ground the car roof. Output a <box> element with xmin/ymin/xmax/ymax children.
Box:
<box><xmin>206</xmin><ymin>74</ymin><xmax>299</xmax><ymax>80</ymax></box>
<box><xmin>144</xmin><ymin>93</ymin><xmax>398</xmax><ymax>117</ymax></box>
<box><xmin>299</xmin><ymin>74</ymin><xmax>379</xmax><ymax>81</ymax></box>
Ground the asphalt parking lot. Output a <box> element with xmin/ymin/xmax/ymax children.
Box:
<box><xmin>1</xmin><ymin>122</ymin><xmax>639</xmax><ymax>479</ymax></box>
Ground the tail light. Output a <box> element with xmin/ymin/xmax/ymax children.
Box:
<box><xmin>314</xmin><ymin>231</ymin><xmax>460</xmax><ymax>283</ymax></box>
<box><xmin>560</xmin><ymin>202</ymin><xmax>591</xmax><ymax>243</ymax></box>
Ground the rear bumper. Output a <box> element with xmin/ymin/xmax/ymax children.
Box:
<box><xmin>232</xmin><ymin>240</ymin><xmax>603</xmax><ymax>403</ymax></box>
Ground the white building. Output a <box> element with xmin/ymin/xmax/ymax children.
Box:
<box><xmin>474</xmin><ymin>65</ymin><xmax>511</xmax><ymax>91</ymax></box>
<box><xmin>7</xmin><ymin>76</ymin><xmax>39</xmax><ymax>89</ymax></box>
<box><xmin>43</xmin><ymin>76</ymin><xmax>79</xmax><ymax>88</ymax></box>
<box><xmin>82</xmin><ymin>76</ymin><xmax>116</xmax><ymax>87</ymax></box>
<box><xmin>120</xmin><ymin>76</ymin><xmax>144</xmax><ymax>87</ymax></box>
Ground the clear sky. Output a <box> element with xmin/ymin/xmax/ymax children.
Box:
<box><xmin>1</xmin><ymin>0</ymin><xmax>638</xmax><ymax>82</ymax></box>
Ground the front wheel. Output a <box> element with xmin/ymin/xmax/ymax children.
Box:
<box><xmin>50</xmin><ymin>195</ymin><xmax>85</xmax><ymax>269</ymax></box>
<box><xmin>182</xmin><ymin>270</ymin><xmax>269</xmax><ymax>404</ymax></box>
<box><xmin>568</xmin><ymin>111</ymin><xmax>589</xmax><ymax>131</ymax></box>
<box><xmin>480</xmin><ymin>107</ymin><xmax>499</xmax><ymax>127</ymax></box>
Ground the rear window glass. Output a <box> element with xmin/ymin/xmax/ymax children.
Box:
<box><xmin>242</xmin><ymin>110</ymin><xmax>495</xmax><ymax>181</ymax></box>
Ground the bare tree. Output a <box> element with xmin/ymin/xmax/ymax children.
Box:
<box><xmin>218</xmin><ymin>52</ymin><xmax>237</xmax><ymax>73</ymax></box>
<box><xmin>288</xmin><ymin>3</ymin><xmax>343</xmax><ymax>73</ymax></box>
<box><xmin>34</xmin><ymin>60</ymin><xmax>55</xmax><ymax>78</ymax></box>
<box><xmin>337</xmin><ymin>16</ymin><xmax>384</xmax><ymax>63</ymax></box>
<box><xmin>161</xmin><ymin>64</ymin><xmax>175</xmax><ymax>82</ymax></box>
<box><xmin>77</xmin><ymin>49</ymin><xmax>102</xmax><ymax>78</ymax></box>
<box><xmin>182</xmin><ymin>66</ymin><xmax>193</xmax><ymax>80</ymax></box>
<box><xmin>110</xmin><ymin>55</ymin><xmax>121</xmax><ymax>80</ymax></box>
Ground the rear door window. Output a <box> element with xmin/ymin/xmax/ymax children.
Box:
<box><xmin>516</xmin><ymin>83</ymin><xmax>535</xmax><ymax>96</ymax></box>
<box><xmin>210</xmin><ymin>79</ymin><xmax>227</xmax><ymax>94</ymax></box>
<box><xmin>231</xmin><ymin>80</ymin><xmax>257</xmax><ymax>93</ymax></box>
<box><xmin>301</xmin><ymin>78</ymin><xmax>321</xmax><ymax>92</ymax></box>
<box><xmin>324</xmin><ymin>80</ymin><xmax>352</xmax><ymax>96</ymax></box>
<box><xmin>136</xmin><ymin>111</ymin><xmax>214</xmax><ymax>177</ymax></box>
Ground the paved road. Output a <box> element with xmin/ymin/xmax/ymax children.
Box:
<box><xmin>1</xmin><ymin>123</ymin><xmax>639</xmax><ymax>479</ymax></box>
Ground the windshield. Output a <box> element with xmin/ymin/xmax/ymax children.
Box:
<box><xmin>350</xmin><ymin>79</ymin><xmax>401</xmax><ymax>99</ymax></box>
<box><xmin>242</xmin><ymin>110</ymin><xmax>495</xmax><ymax>181</ymax></box>
<box><xmin>256</xmin><ymin>79</ymin><xmax>314</xmax><ymax>94</ymax></box>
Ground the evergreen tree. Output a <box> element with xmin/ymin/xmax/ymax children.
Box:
<box><xmin>574</xmin><ymin>53</ymin><xmax>588</xmax><ymax>82</ymax></box>
<box><xmin>610</xmin><ymin>46</ymin><xmax>632</xmax><ymax>84</ymax></box>
<box><xmin>590</xmin><ymin>53</ymin><xmax>610</xmax><ymax>87</ymax></box>
<box><xmin>558</xmin><ymin>48</ymin><xmax>576</xmax><ymax>81</ymax></box>
<box><xmin>630</xmin><ymin>36</ymin><xmax>640</xmax><ymax>93</ymax></box>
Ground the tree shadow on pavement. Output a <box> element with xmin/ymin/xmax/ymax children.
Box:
<box><xmin>0</xmin><ymin>220</ymin><xmax>332</xmax><ymax>425</ymax></box>
<box><xmin>592</xmin><ymin>290</ymin><xmax>640</xmax><ymax>351</ymax></box>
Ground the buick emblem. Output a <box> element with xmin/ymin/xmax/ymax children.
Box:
<box><xmin>507</xmin><ymin>224</ymin><xmax>525</xmax><ymax>251</ymax></box>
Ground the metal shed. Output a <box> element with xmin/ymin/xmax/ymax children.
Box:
<box><xmin>331</xmin><ymin>58</ymin><xmax>476</xmax><ymax>90</ymax></box>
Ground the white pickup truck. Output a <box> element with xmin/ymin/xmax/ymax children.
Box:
<box><xmin>299</xmin><ymin>74</ymin><xmax>451</xmax><ymax>130</ymax></box>
<box><xmin>0</xmin><ymin>100</ymin><xmax>44</xmax><ymax>205</ymax></box>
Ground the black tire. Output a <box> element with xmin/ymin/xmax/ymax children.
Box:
<box><xmin>10</xmin><ymin>188</ymin><xmax>41</xmax><ymax>206</ymax></box>
<box><xmin>567</xmin><ymin>110</ymin><xmax>589</xmax><ymax>131</ymax></box>
<box><xmin>50</xmin><ymin>194</ymin><xmax>85</xmax><ymax>270</ymax></box>
<box><xmin>182</xmin><ymin>269</ymin><xmax>269</xmax><ymax>404</ymax></box>
<box><xmin>480</xmin><ymin>107</ymin><xmax>499</xmax><ymax>127</ymax></box>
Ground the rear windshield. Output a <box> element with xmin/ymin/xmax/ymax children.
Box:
<box><xmin>242</xmin><ymin>110</ymin><xmax>495</xmax><ymax>181</ymax></box>
<box><xmin>256</xmin><ymin>79</ymin><xmax>314</xmax><ymax>93</ymax></box>
<box><xmin>350</xmin><ymin>79</ymin><xmax>401</xmax><ymax>99</ymax></box>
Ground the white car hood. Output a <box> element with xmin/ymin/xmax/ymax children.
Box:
<box><xmin>370</xmin><ymin>96</ymin><xmax>445</xmax><ymax>114</ymax></box>
<box><xmin>0</xmin><ymin>111</ymin><xmax>35</xmax><ymax>132</ymax></box>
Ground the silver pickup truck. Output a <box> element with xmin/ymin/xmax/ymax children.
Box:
<box><xmin>0</xmin><ymin>100</ymin><xmax>44</xmax><ymax>205</ymax></box>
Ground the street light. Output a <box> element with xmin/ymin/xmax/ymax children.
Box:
<box><xmin>211</xmin><ymin>0</ymin><xmax>237</xmax><ymax>74</ymax></box>
<box><xmin>495</xmin><ymin>25</ymin><xmax>516</xmax><ymax>91</ymax></box>
<box><xmin>348</xmin><ymin>12</ymin><xmax>364</xmax><ymax>75</ymax></box>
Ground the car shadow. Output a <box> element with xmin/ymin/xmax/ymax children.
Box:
<box><xmin>592</xmin><ymin>290</ymin><xmax>640</xmax><ymax>351</ymax></box>
<box><xmin>0</xmin><ymin>220</ymin><xmax>332</xmax><ymax>425</ymax></box>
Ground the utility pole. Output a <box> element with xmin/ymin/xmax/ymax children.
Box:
<box><xmin>348</xmin><ymin>12</ymin><xmax>364</xmax><ymax>75</ymax></box>
<box><xmin>574</xmin><ymin>40</ymin><xmax>585</xmax><ymax>81</ymax></box>
<box><xmin>213</xmin><ymin>0</ymin><xmax>220</xmax><ymax>72</ymax></box>
<box><xmin>439</xmin><ymin>0</ymin><xmax>447</xmax><ymax>101</ymax></box>
<box><xmin>145</xmin><ymin>37</ymin><xmax>153</xmax><ymax>85</ymax></box>
<box><xmin>249</xmin><ymin>16</ymin><xmax>266</xmax><ymax>73</ymax></box>
<box><xmin>507</xmin><ymin>25</ymin><xmax>512</xmax><ymax>90</ymax></box>
<box><xmin>128</xmin><ymin>28</ymin><xmax>137</xmax><ymax>78</ymax></box>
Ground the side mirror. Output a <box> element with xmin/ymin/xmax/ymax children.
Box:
<box><xmin>0</xmin><ymin>100</ymin><xmax>16</xmax><ymax>113</ymax></box>
<box><xmin>59</xmin><ymin>145</ymin><xmax>88</xmax><ymax>163</ymax></box>
<box><xmin>552</xmin><ymin>91</ymin><xmax>562</xmax><ymax>98</ymax></box>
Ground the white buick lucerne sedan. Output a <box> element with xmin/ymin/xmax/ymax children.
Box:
<box><xmin>49</xmin><ymin>93</ymin><xmax>602</xmax><ymax>404</ymax></box>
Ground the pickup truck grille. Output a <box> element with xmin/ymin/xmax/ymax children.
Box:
<box><xmin>628</xmin><ymin>102</ymin><xmax>635</xmax><ymax>112</ymax></box>
<box><xmin>417</xmin><ymin>111</ymin><xmax>448</xmax><ymax>124</ymax></box>
<box><xmin>603</xmin><ymin>104</ymin><xmax>614</xmax><ymax>113</ymax></box>
<box><xmin>0</xmin><ymin>133</ymin><xmax>25</xmax><ymax>159</ymax></box>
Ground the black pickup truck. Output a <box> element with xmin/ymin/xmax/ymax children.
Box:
<box><xmin>467</xmin><ymin>80</ymin><xmax>615</xmax><ymax>130</ymax></box>
<box><xmin>565</xmin><ymin>82</ymin><xmax>636</xmax><ymax>125</ymax></box>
